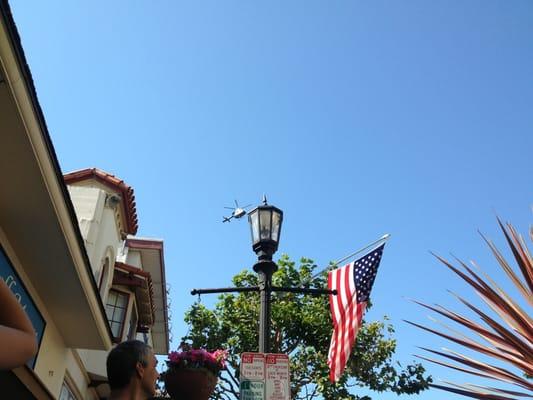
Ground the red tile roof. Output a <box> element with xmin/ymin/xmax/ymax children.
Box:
<box><xmin>64</xmin><ymin>168</ymin><xmax>138</xmax><ymax>235</ymax></box>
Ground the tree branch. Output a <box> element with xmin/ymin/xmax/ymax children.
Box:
<box><xmin>219</xmin><ymin>375</ymin><xmax>239</xmax><ymax>398</ymax></box>
<box><xmin>224</xmin><ymin>365</ymin><xmax>240</xmax><ymax>387</ymax></box>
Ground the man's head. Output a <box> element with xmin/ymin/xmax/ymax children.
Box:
<box><xmin>106</xmin><ymin>340</ymin><xmax>159</xmax><ymax>397</ymax></box>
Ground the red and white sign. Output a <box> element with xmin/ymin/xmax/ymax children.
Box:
<box><xmin>241</xmin><ymin>352</ymin><xmax>266</xmax><ymax>381</ymax></box>
<box><xmin>240</xmin><ymin>353</ymin><xmax>290</xmax><ymax>400</ymax></box>
<box><xmin>265</xmin><ymin>354</ymin><xmax>290</xmax><ymax>400</ymax></box>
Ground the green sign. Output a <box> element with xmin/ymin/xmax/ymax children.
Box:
<box><xmin>241</xmin><ymin>380</ymin><xmax>265</xmax><ymax>400</ymax></box>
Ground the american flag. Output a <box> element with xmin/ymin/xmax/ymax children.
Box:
<box><xmin>327</xmin><ymin>244</ymin><xmax>385</xmax><ymax>382</ymax></box>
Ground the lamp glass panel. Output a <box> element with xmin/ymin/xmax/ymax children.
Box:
<box><xmin>259</xmin><ymin>209</ymin><xmax>272</xmax><ymax>240</ymax></box>
<box><xmin>250</xmin><ymin>210</ymin><xmax>260</xmax><ymax>244</ymax></box>
<box><xmin>271</xmin><ymin>210</ymin><xmax>281</xmax><ymax>243</ymax></box>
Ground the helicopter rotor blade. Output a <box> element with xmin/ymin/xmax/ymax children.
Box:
<box><xmin>224</xmin><ymin>207</ymin><xmax>235</xmax><ymax>210</ymax></box>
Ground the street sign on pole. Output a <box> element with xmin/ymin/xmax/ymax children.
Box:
<box><xmin>265</xmin><ymin>354</ymin><xmax>290</xmax><ymax>400</ymax></box>
<box><xmin>240</xmin><ymin>353</ymin><xmax>290</xmax><ymax>400</ymax></box>
<box><xmin>240</xmin><ymin>353</ymin><xmax>266</xmax><ymax>400</ymax></box>
<box><xmin>241</xmin><ymin>380</ymin><xmax>265</xmax><ymax>400</ymax></box>
<box><xmin>241</xmin><ymin>352</ymin><xmax>266</xmax><ymax>380</ymax></box>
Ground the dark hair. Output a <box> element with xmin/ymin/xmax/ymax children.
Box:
<box><xmin>106</xmin><ymin>340</ymin><xmax>152</xmax><ymax>390</ymax></box>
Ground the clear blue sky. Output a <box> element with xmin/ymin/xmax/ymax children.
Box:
<box><xmin>9</xmin><ymin>1</ymin><xmax>533</xmax><ymax>399</ymax></box>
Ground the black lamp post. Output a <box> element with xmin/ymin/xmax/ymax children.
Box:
<box><xmin>248</xmin><ymin>198</ymin><xmax>283</xmax><ymax>352</ymax></box>
<box><xmin>191</xmin><ymin>197</ymin><xmax>336</xmax><ymax>354</ymax></box>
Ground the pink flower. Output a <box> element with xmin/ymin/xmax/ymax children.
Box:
<box><xmin>168</xmin><ymin>351</ymin><xmax>181</xmax><ymax>363</ymax></box>
<box><xmin>166</xmin><ymin>347</ymin><xmax>227</xmax><ymax>372</ymax></box>
<box><xmin>212</xmin><ymin>349</ymin><xmax>228</xmax><ymax>367</ymax></box>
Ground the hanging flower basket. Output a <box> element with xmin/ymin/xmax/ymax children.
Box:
<box><xmin>162</xmin><ymin>347</ymin><xmax>227</xmax><ymax>400</ymax></box>
<box><xmin>163</xmin><ymin>367</ymin><xmax>217</xmax><ymax>400</ymax></box>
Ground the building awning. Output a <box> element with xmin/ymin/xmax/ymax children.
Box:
<box><xmin>125</xmin><ymin>237</ymin><xmax>169</xmax><ymax>355</ymax></box>
<box><xmin>0</xmin><ymin>2</ymin><xmax>112</xmax><ymax>349</ymax></box>
<box><xmin>114</xmin><ymin>262</ymin><xmax>155</xmax><ymax>328</ymax></box>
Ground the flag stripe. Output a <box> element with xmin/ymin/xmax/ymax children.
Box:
<box><xmin>327</xmin><ymin>244</ymin><xmax>385</xmax><ymax>382</ymax></box>
<box><xmin>335</xmin><ymin>266</ymin><xmax>346</xmax><ymax>378</ymax></box>
<box><xmin>328</xmin><ymin>270</ymin><xmax>338</xmax><ymax>382</ymax></box>
<box><xmin>339</xmin><ymin>264</ymin><xmax>354</xmax><ymax>375</ymax></box>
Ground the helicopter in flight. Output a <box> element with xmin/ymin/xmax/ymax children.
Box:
<box><xmin>223</xmin><ymin>200</ymin><xmax>252</xmax><ymax>223</ymax></box>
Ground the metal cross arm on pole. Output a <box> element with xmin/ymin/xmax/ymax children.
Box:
<box><xmin>190</xmin><ymin>286</ymin><xmax>336</xmax><ymax>296</ymax></box>
<box><xmin>270</xmin><ymin>286</ymin><xmax>337</xmax><ymax>296</ymax></box>
<box><xmin>189</xmin><ymin>282</ymin><xmax>337</xmax><ymax>354</ymax></box>
<box><xmin>190</xmin><ymin>286</ymin><xmax>260</xmax><ymax>295</ymax></box>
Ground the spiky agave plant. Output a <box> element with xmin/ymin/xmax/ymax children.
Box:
<box><xmin>406</xmin><ymin>218</ymin><xmax>533</xmax><ymax>399</ymax></box>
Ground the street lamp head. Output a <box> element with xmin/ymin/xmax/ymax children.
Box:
<box><xmin>248</xmin><ymin>199</ymin><xmax>283</xmax><ymax>260</ymax></box>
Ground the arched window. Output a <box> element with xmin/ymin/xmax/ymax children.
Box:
<box><xmin>98</xmin><ymin>246</ymin><xmax>115</xmax><ymax>302</ymax></box>
<box><xmin>98</xmin><ymin>257</ymin><xmax>111</xmax><ymax>299</ymax></box>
